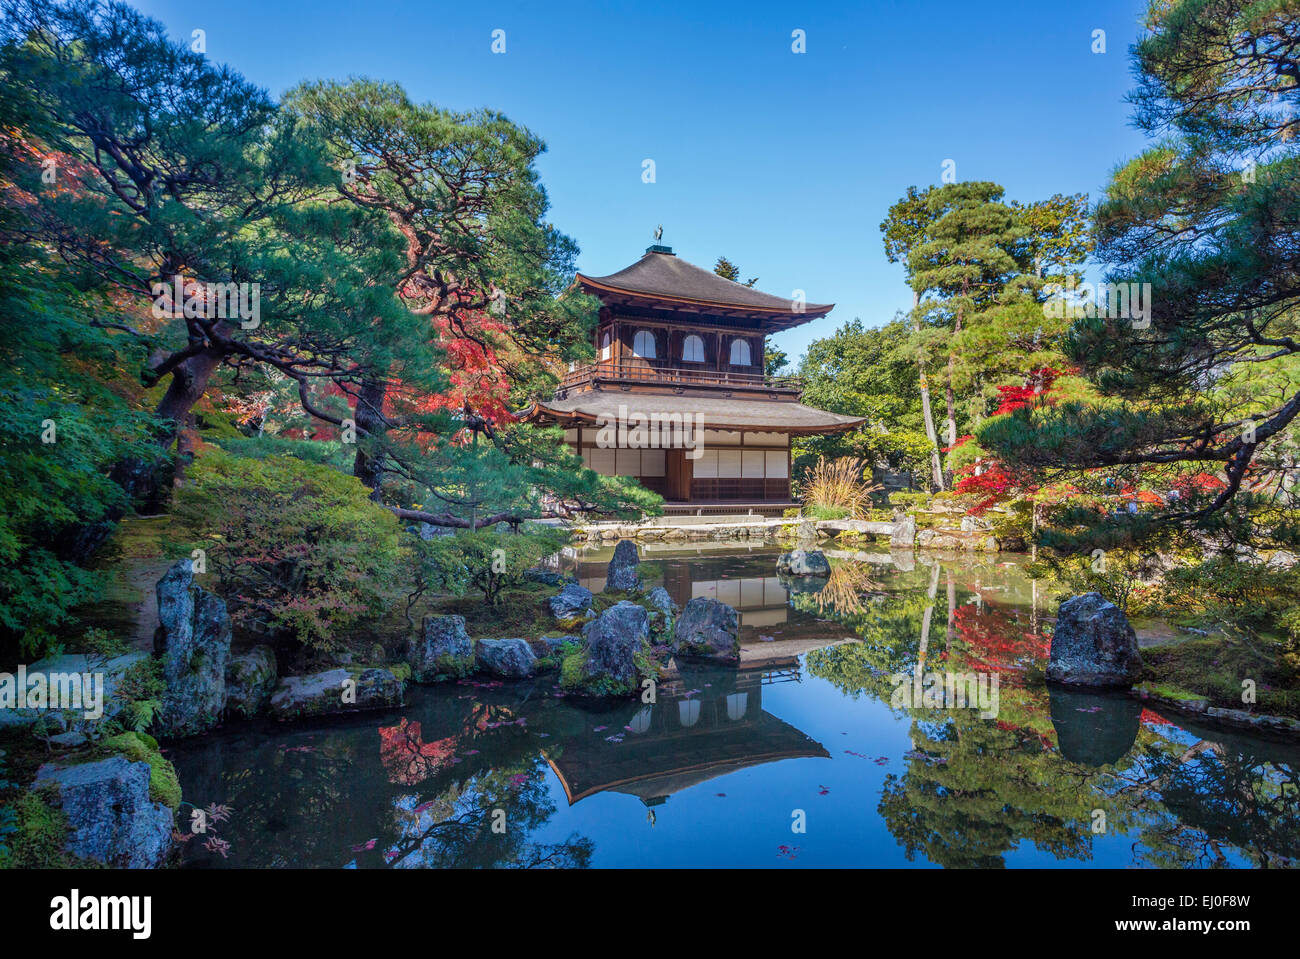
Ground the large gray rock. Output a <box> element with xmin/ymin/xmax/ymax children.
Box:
<box><xmin>605</xmin><ymin>539</ymin><xmax>643</xmax><ymax>591</ymax></box>
<box><xmin>525</xmin><ymin>568</ymin><xmax>569</xmax><ymax>587</ymax></box>
<box><xmin>32</xmin><ymin>757</ymin><xmax>173</xmax><ymax>868</ymax></box>
<box><xmin>1047</xmin><ymin>592</ymin><xmax>1143</xmax><ymax>688</ymax></box>
<box><xmin>474</xmin><ymin>639</ymin><xmax>538</xmax><ymax>679</ymax></box>
<box><xmin>776</xmin><ymin>549</ymin><xmax>831</xmax><ymax>577</ymax></box>
<box><xmin>645</xmin><ymin>586</ymin><xmax>678</xmax><ymax>639</ymax></box>
<box><xmin>578</xmin><ymin>601</ymin><xmax>650</xmax><ymax>694</ymax></box>
<box><xmin>269</xmin><ymin>667</ymin><xmax>404</xmax><ymax>720</ymax></box>
<box><xmin>154</xmin><ymin>560</ymin><xmax>230</xmax><ymax>739</ymax></box>
<box><xmin>672</xmin><ymin>597</ymin><xmax>740</xmax><ymax>664</ymax></box>
<box><xmin>532</xmin><ymin>635</ymin><xmax>579</xmax><ymax>658</ymax></box>
<box><xmin>408</xmin><ymin>615</ymin><xmax>474</xmax><ymax>682</ymax></box>
<box><xmin>890</xmin><ymin>513</ymin><xmax>917</xmax><ymax>548</ymax></box>
<box><xmin>549</xmin><ymin>582</ymin><xmax>594</xmax><ymax>621</ymax></box>
<box><xmin>0</xmin><ymin>652</ymin><xmax>146</xmax><ymax>732</ymax></box>
<box><xmin>224</xmin><ymin>645</ymin><xmax>277</xmax><ymax>719</ymax></box>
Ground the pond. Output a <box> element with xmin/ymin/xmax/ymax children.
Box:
<box><xmin>168</xmin><ymin>544</ymin><xmax>1300</xmax><ymax>868</ymax></box>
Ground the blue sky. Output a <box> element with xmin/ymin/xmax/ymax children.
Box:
<box><xmin>136</xmin><ymin>0</ymin><xmax>1154</xmax><ymax>363</ymax></box>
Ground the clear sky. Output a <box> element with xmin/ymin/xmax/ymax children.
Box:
<box><xmin>135</xmin><ymin>0</ymin><xmax>1153</xmax><ymax>364</ymax></box>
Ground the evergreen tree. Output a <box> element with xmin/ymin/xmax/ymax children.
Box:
<box><xmin>0</xmin><ymin>0</ymin><xmax>415</xmax><ymax>549</ymax></box>
<box><xmin>284</xmin><ymin>78</ymin><xmax>655</xmax><ymax>525</ymax></box>
<box><xmin>980</xmin><ymin>0</ymin><xmax>1300</xmax><ymax>549</ymax></box>
<box><xmin>712</xmin><ymin>255</ymin><xmax>757</xmax><ymax>287</ymax></box>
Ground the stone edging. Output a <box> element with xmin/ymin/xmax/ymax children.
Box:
<box><xmin>1132</xmin><ymin>686</ymin><xmax>1300</xmax><ymax>739</ymax></box>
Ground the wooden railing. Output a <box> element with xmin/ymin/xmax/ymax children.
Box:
<box><xmin>559</xmin><ymin>360</ymin><xmax>803</xmax><ymax>393</ymax></box>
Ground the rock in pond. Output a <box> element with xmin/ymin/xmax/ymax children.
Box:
<box><xmin>474</xmin><ymin>638</ymin><xmax>538</xmax><ymax>679</ymax></box>
<box><xmin>776</xmin><ymin>549</ymin><xmax>831</xmax><ymax>577</ymax></box>
<box><xmin>568</xmin><ymin>601</ymin><xmax>651</xmax><ymax>696</ymax></box>
<box><xmin>408</xmin><ymin>615</ymin><xmax>475</xmax><ymax>682</ymax></box>
<box><xmin>672</xmin><ymin>597</ymin><xmax>740</xmax><ymax>664</ymax></box>
<box><xmin>605</xmin><ymin>539</ymin><xmax>643</xmax><ymax>591</ymax></box>
<box><xmin>1047</xmin><ymin>592</ymin><xmax>1143</xmax><ymax>688</ymax></box>
<box><xmin>225</xmin><ymin>645</ymin><xmax>277</xmax><ymax>719</ymax></box>
<box><xmin>645</xmin><ymin>586</ymin><xmax>678</xmax><ymax>638</ymax></box>
<box><xmin>890</xmin><ymin>513</ymin><xmax>917</xmax><ymax>548</ymax></box>
<box><xmin>32</xmin><ymin>756</ymin><xmax>174</xmax><ymax>868</ymax></box>
<box><xmin>154</xmin><ymin>559</ymin><xmax>230</xmax><ymax>739</ymax></box>
<box><xmin>549</xmin><ymin>582</ymin><xmax>594</xmax><ymax>621</ymax></box>
<box><xmin>269</xmin><ymin>667</ymin><xmax>404</xmax><ymax>720</ymax></box>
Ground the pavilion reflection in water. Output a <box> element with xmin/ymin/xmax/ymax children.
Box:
<box><xmin>544</xmin><ymin>666</ymin><xmax>829</xmax><ymax>806</ymax></box>
<box><xmin>565</xmin><ymin>544</ymin><xmax>858</xmax><ymax>666</ymax></box>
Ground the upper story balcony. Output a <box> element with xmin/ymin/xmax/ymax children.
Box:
<box><xmin>556</xmin><ymin>359</ymin><xmax>804</xmax><ymax>399</ymax></box>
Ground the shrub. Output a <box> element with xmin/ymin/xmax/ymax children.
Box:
<box><xmin>1162</xmin><ymin>559</ymin><xmax>1299</xmax><ymax>638</ymax></box>
<box><xmin>0</xmin><ymin>789</ymin><xmax>75</xmax><ymax>869</ymax></box>
<box><xmin>174</xmin><ymin>450</ymin><xmax>407</xmax><ymax>652</ymax></box>
<box><xmin>416</xmin><ymin>526</ymin><xmax>567</xmax><ymax>606</ymax></box>
<box><xmin>888</xmin><ymin>491</ymin><xmax>932</xmax><ymax>510</ymax></box>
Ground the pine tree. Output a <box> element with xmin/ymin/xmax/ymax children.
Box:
<box><xmin>0</xmin><ymin>0</ymin><xmax>415</xmax><ymax>548</ymax></box>
<box><xmin>713</xmin><ymin>255</ymin><xmax>757</xmax><ymax>287</ymax></box>
<box><xmin>980</xmin><ymin>0</ymin><xmax>1300</xmax><ymax>548</ymax></box>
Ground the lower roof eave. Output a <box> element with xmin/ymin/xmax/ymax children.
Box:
<box><xmin>523</xmin><ymin>398</ymin><xmax>866</xmax><ymax>436</ymax></box>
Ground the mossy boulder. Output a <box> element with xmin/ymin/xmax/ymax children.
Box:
<box><xmin>225</xmin><ymin>645</ymin><xmax>278</xmax><ymax>719</ymax></box>
<box><xmin>562</xmin><ymin>601</ymin><xmax>653</xmax><ymax>697</ymax></box>
<box><xmin>31</xmin><ymin>755</ymin><xmax>174</xmax><ymax>868</ymax></box>
<box><xmin>548</xmin><ymin>582</ymin><xmax>593</xmax><ymax>620</ymax></box>
<box><xmin>102</xmin><ymin>731</ymin><xmax>182</xmax><ymax>811</ymax></box>
<box><xmin>409</xmin><ymin>615</ymin><xmax>475</xmax><ymax>683</ymax></box>
<box><xmin>474</xmin><ymin>639</ymin><xmax>539</xmax><ymax>679</ymax></box>
<box><xmin>269</xmin><ymin>666</ymin><xmax>404</xmax><ymax>721</ymax></box>
<box><xmin>1047</xmin><ymin>592</ymin><xmax>1142</xmax><ymax>688</ymax></box>
<box><xmin>645</xmin><ymin>586</ymin><xmax>678</xmax><ymax>639</ymax></box>
<box><xmin>153</xmin><ymin>559</ymin><xmax>231</xmax><ymax>739</ymax></box>
<box><xmin>672</xmin><ymin>597</ymin><xmax>740</xmax><ymax>664</ymax></box>
<box><xmin>605</xmin><ymin>539</ymin><xmax>643</xmax><ymax>591</ymax></box>
<box><xmin>776</xmin><ymin>549</ymin><xmax>831</xmax><ymax>577</ymax></box>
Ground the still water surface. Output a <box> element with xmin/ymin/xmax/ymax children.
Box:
<box><xmin>169</xmin><ymin>545</ymin><xmax>1300</xmax><ymax>868</ymax></box>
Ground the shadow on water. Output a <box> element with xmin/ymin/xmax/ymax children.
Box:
<box><xmin>168</xmin><ymin>545</ymin><xmax>1300</xmax><ymax>868</ymax></box>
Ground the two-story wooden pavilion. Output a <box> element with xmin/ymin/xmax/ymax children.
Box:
<box><xmin>526</xmin><ymin>243</ymin><xmax>863</xmax><ymax>515</ymax></box>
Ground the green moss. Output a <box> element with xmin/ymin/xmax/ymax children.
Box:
<box><xmin>559</xmin><ymin>651</ymin><xmax>588</xmax><ymax>690</ymax></box>
<box><xmin>888</xmin><ymin>492</ymin><xmax>931</xmax><ymax>509</ymax></box>
<box><xmin>430</xmin><ymin>653</ymin><xmax>474</xmax><ymax>681</ymax></box>
<box><xmin>1142</xmin><ymin>637</ymin><xmax>1300</xmax><ymax>719</ymax></box>
<box><xmin>0</xmin><ymin>789</ymin><xmax>88</xmax><ymax>869</ymax></box>
<box><xmin>388</xmin><ymin>662</ymin><xmax>412</xmax><ymax>682</ymax></box>
<box><xmin>102</xmin><ymin>732</ymin><xmax>182</xmax><ymax>811</ymax></box>
<box><xmin>1136</xmin><ymin>682</ymin><xmax>1205</xmax><ymax>703</ymax></box>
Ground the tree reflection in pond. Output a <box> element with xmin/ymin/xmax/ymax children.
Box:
<box><xmin>801</xmin><ymin>555</ymin><xmax>1300</xmax><ymax>869</ymax></box>
<box><xmin>166</xmin><ymin>547</ymin><xmax>1299</xmax><ymax>868</ymax></box>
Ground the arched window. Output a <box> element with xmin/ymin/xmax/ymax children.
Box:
<box><xmin>633</xmin><ymin>329</ymin><xmax>656</xmax><ymax>359</ymax></box>
<box><xmin>729</xmin><ymin>338</ymin><xmax>752</xmax><ymax>366</ymax></box>
<box><xmin>599</xmin><ymin>331</ymin><xmax>612</xmax><ymax>360</ymax></box>
<box><xmin>681</xmin><ymin>334</ymin><xmax>704</xmax><ymax>363</ymax></box>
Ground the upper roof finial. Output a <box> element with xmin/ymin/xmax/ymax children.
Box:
<box><xmin>653</xmin><ymin>224</ymin><xmax>663</xmax><ymax>242</ymax></box>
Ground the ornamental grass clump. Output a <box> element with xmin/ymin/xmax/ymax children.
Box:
<box><xmin>798</xmin><ymin>456</ymin><xmax>880</xmax><ymax>520</ymax></box>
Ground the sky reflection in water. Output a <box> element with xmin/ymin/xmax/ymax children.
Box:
<box><xmin>169</xmin><ymin>546</ymin><xmax>1300</xmax><ymax>868</ymax></box>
